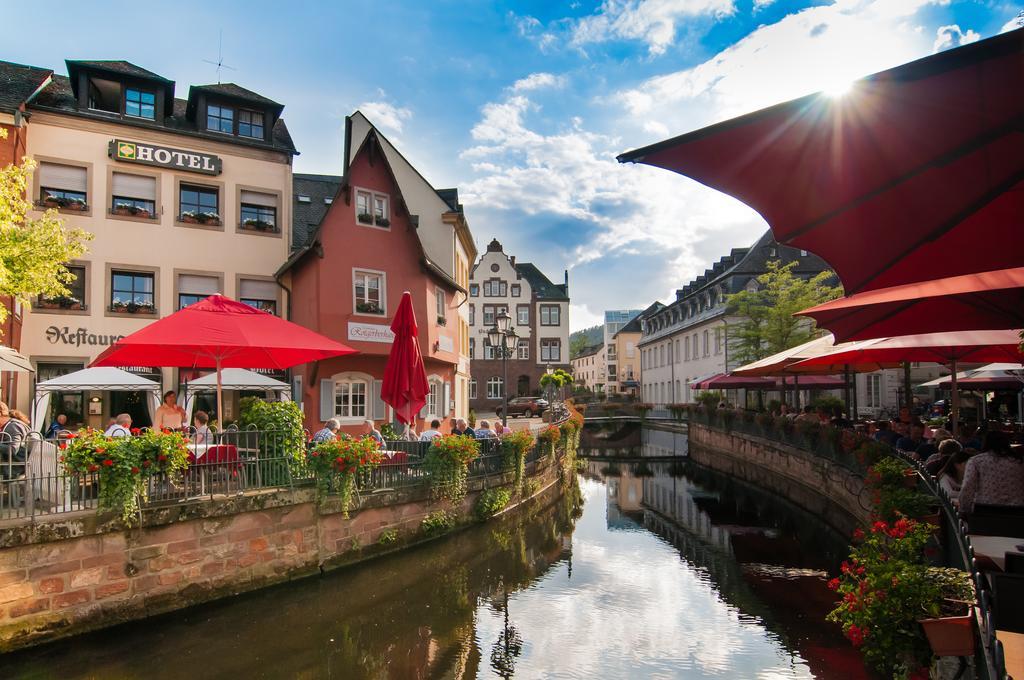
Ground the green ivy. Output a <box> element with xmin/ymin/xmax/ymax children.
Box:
<box><xmin>474</xmin><ymin>487</ymin><xmax>511</xmax><ymax>521</ymax></box>
<box><xmin>420</xmin><ymin>509</ymin><xmax>455</xmax><ymax>535</ymax></box>
<box><xmin>239</xmin><ymin>398</ymin><xmax>306</xmax><ymax>474</ymax></box>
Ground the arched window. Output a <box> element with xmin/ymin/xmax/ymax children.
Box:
<box><xmin>334</xmin><ymin>377</ymin><xmax>368</xmax><ymax>419</ymax></box>
<box><xmin>487</xmin><ymin>376</ymin><xmax>503</xmax><ymax>400</ymax></box>
<box><xmin>426</xmin><ymin>378</ymin><xmax>443</xmax><ymax>416</ymax></box>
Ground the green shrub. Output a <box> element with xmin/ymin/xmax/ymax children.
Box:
<box><xmin>425</xmin><ymin>435</ymin><xmax>480</xmax><ymax>505</ymax></box>
<box><xmin>239</xmin><ymin>398</ymin><xmax>306</xmax><ymax>470</ymax></box>
<box><xmin>696</xmin><ymin>391</ymin><xmax>723</xmax><ymax>408</ymax></box>
<box><xmin>377</xmin><ymin>529</ymin><xmax>399</xmax><ymax>545</ymax></box>
<box><xmin>467</xmin><ymin>409</ymin><xmax>477</xmax><ymax>428</ymax></box>
<box><xmin>421</xmin><ymin>510</ymin><xmax>455</xmax><ymax>535</ymax></box>
<box><xmin>474</xmin><ymin>487</ymin><xmax>511</xmax><ymax>521</ymax></box>
<box><xmin>811</xmin><ymin>395</ymin><xmax>846</xmax><ymax>414</ymax></box>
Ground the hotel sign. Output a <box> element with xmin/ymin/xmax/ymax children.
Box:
<box><xmin>109</xmin><ymin>139</ymin><xmax>222</xmax><ymax>175</ymax></box>
<box><xmin>347</xmin><ymin>322</ymin><xmax>394</xmax><ymax>344</ymax></box>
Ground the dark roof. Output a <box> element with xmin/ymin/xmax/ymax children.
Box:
<box><xmin>574</xmin><ymin>343</ymin><xmax>604</xmax><ymax>359</ymax></box>
<box><xmin>292</xmin><ymin>173</ymin><xmax>342</xmax><ymax>251</ymax></box>
<box><xmin>0</xmin><ymin>60</ymin><xmax>52</xmax><ymax>114</ymax></box>
<box><xmin>65</xmin><ymin>60</ymin><xmax>171</xmax><ymax>82</ymax></box>
<box><xmin>615</xmin><ymin>302</ymin><xmax>663</xmax><ymax>337</ymax></box>
<box><xmin>189</xmin><ymin>82</ymin><xmax>281</xmax><ymax>107</ymax></box>
<box><xmin>515</xmin><ymin>263</ymin><xmax>569</xmax><ymax>301</ymax></box>
<box><xmin>30</xmin><ymin>73</ymin><xmax>297</xmax><ymax>155</ymax></box>
<box><xmin>436</xmin><ymin>188</ymin><xmax>462</xmax><ymax>213</ymax></box>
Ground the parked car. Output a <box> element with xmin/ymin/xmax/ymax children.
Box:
<box><xmin>496</xmin><ymin>397</ymin><xmax>549</xmax><ymax>418</ymax></box>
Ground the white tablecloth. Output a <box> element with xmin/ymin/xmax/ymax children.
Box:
<box><xmin>969</xmin><ymin>535</ymin><xmax>1024</xmax><ymax>570</ymax></box>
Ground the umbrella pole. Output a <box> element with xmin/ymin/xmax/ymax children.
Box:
<box><xmin>903</xmin><ymin>362</ymin><xmax>912</xmax><ymax>414</ymax></box>
<box><xmin>216</xmin><ymin>357</ymin><xmax>224</xmax><ymax>430</ymax></box>
<box><xmin>793</xmin><ymin>375</ymin><xmax>800</xmax><ymax>411</ymax></box>
<box><xmin>950</xmin><ymin>359</ymin><xmax>959</xmax><ymax>437</ymax></box>
<box><xmin>844</xmin><ymin>366</ymin><xmax>852</xmax><ymax>417</ymax></box>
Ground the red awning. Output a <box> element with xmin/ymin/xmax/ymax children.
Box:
<box><xmin>691</xmin><ymin>373</ymin><xmax>775</xmax><ymax>390</ymax></box>
<box><xmin>617</xmin><ymin>28</ymin><xmax>1024</xmax><ymax>295</ymax></box>
<box><xmin>775</xmin><ymin>375</ymin><xmax>847</xmax><ymax>389</ymax></box>
<box><xmin>798</xmin><ymin>267</ymin><xmax>1024</xmax><ymax>342</ymax></box>
<box><xmin>381</xmin><ymin>292</ymin><xmax>429</xmax><ymax>425</ymax></box>
<box><xmin>791</xmin><ymin>329</ymin><xmax>1024</xmax><ymax>369</ymax></box>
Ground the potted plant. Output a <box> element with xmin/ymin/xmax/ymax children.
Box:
<box><xmin>357</xmin><ymin>212</ymin><xmax>374</xmax><ymax>225</ymax></box>
<box><xmin>196</xmin><ymin>211</ymin><xmax>221</xmax><ymax>226</ymax></box>
<box><xmin>375</xmin><ymin>216</ymin><xmax>390</xmax><ymax>227</ymax></box>
<box><xmin>243</xmin><ymin>218</ymin><xmax>275</xmax><ymax>232</ymax></box>
<box><xmin>180</xmin><ymin>211</ymin><xmax>199</xmax><ymax>224</ymax></box>
<box><xmin>64</xmin><ymin>198</ymin><xmax>87</xmax><ymax>212</ymax></box>
<box><xmin>356</xmin><ymin>301</ymin><xmax>382</xmax><ymax>315</ymax></box>
<box><xmin>113</xmin><ymin>202</ymin><xmax>134</xmax><ymax>216</ymax></box>
<box><xmin>917</xmin><ymin>568</ymin><xmax>976</xmax><ymax>657</ymax></box>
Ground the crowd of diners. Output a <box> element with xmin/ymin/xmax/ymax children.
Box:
<box><xmin>310</xmin><ymin>416</ymin><xmax>515</xmax><ymax>446</ymax></box>
<box><xmin>749</xmin><ymin>401</ymin><xmax>1024</xmax><ymax>515</ymax></box>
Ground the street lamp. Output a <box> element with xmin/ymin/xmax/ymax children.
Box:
<box><xmin>489</xmin><ymin>311</ymin><xmax>517</xmax><ymax>426</ymax></box>
<box><xmin>545</xmin><ymin>364</ymin><xmax>555</xmax><ymax>423</ymax></box>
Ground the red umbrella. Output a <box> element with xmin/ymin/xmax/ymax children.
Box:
<box><xmin>798</xmin><ymin>267</ymin><xmax>1024</xmax><ymax>342</ymax></box>
<box><xmin>791</xmin><ymin>330</ymin><xmax>1024</xmax><ymax>433</ymax></box>
<box><xmin>381</xmin><ymin>292</ymin><xmax>429</xmax><ymax>426</ymax></box>
<box><xmin>775</xmin><ymin>375</ymin><xmax>847</xmax><ymax>389</ymax></box>
<box><xmin>91</xmin><ymin>295</ymin><xmax>356</xmax><ymax>423</ymax></box>
<box><xmin>617</xmin><ymin>28</ymin><xmax>1024</xmax><ymax>295</ymax></box>
<box><xmin>691</xmin><ymin>373</ymin><xmax>774</xmax><ymax>390</ymax></box>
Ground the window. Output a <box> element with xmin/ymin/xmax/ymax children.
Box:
<box><xmin>39</xmin><ymin>264</ymin><xmax>86</xmax><ymax>311</ymax></box>
<box><xmin>177</xmin><ymin>273</ymin><xmax>219</xmax><ymax>310</ymax></box>
<box><xmin>240</xmin><ymin>190</ymin><xmax>277</xmax><ymax>232</ymax></box>
<box><xmin>517</xmin><ymin>338</ymin><xmax>530</xmax><ymax>360</ymax></box>
<box><xmin>240</xmin><ymin>279</ymin><xmax>278</xmax><ymax>315</ymax></box>
<box><xmin>207</xmin><ymin>104</ymin><xmax>234</xmax><ymax>133</ymax></box>
<box><xmin>355</xmin><ymin>190</ymin><xmax>388</xmax><ymax>227</ymax></box>
<box><xmin>483</xmin><ymin>279</ymin><xmax>507</xmax><ymax>297</ymax></box>
<box><xmin>111</xmin><ymin>172</ymin><xmax>156</xmax><ymax>217</ymax></box>
<box><xmin>865</xmin><ymin>374</ymin><xmax>882</xmax><ymax>409</ymax></box>
<box><xmin>373</xmin><ymin>195</ymin><xmax>388</xmax><ymax>224</ymax></box>
<box><xmin>469</xmin><ymin>283</ymin><xmax>479</xmax><ymax>297</ymax></box>
<box><xmin>469</xmin><ymin>304</ymin><xmax>475</xmax><ymax>326</ymax></box>
<box><xmin>540</xmin><ymin>305</ymin><xmax>560</xmax><ymax>326</ymax></box>
<box><xmin>435</xmin><ymin>288</ymin><xmax>446</xmax><ymax>322</ymax></box>
<box><xmin>487</xmin><ymin>376</ymin><xmax>503</xmax><ymax>399</ymax></box>
<box><xmin>470</xmin><ymin>379</ymin><xmax>478</xmax><ymax>400</ymax></box>
<box><xmin>541</xmin><ymin>339</ymin><xmax>561</xmax><ymax>362</ymax></box>
<box><xmin>517</xmin><ymin>305</ymin><xmax>529</xmax><ymax>326</ymax></box>
<box><xmin>38</xmin><ymin>162</ymin><xmax>87</xmax><ymax>209</ymax></box>
<box><xmin>484</xmin><ymin>341</ymin><xmax>496</xmax><ymax>360</ymax></box>
<box><xmin>356</xmin><ymin>190</ymin><xmax>371</xmax><ymax>220</ymax></box>
<box><xmin>703</xmin><ymin>330</ymin><xmax>710</xmax><ymax>357</ymax></box>
<box><xmin>715</xmin><ymin>327</ymin><xmax>723</xmax><ymax>354</ymax></box>
<box><xmin>179</xmin><ymin>184</ymin><xmax>219</xmax><ymax>223</ymax></box>
<box><xmin>511</xmin><ymin>284</ymin><xmax>521</xmax><ymax>297</ymax></box>
<box><xmin>482</xmin><ymin>305</ymin><xmax>506</xmax><ymax>327</ymax></box>
<box><xmin>124</xmin><ymin>88</ymin><xmax>155</xmax><ymax>120</ymax></box>
<box><xmin>427</xmin><ymin>380</ymin><xmax>441</xmax><ymax>416</ymax></box>
<box><xmin>111</xmin><ymin>270</ymin><xmax>155</xmax><ymax>313</ymax></box>
<box><xmin>334</xmin><ymin>380</ymin><xmax>367</xmax><ymax>418</ymax></box>
<box><xmin>469</xmin><ymin>338</ymin><xmax>475</xmax><ymax>359</ymax></box>
<box><xmin>238</xmin><ymin>109</ymin><xmax>264</xmax><ymax>139</ymax></box>
<box><xmin>353</xmin><ymin>270</ymin><xmax>385</xmax><ymax>315</ymax></box>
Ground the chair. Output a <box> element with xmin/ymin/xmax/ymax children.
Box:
<box><xmin>203</xmin><ymin>444</ymin><xmax>241</xmax><ymax>493</ymax></box>
<box><xmin>991</xmin><ymin>573</ymin><xmax>1024</xmax><ymax>633</ymax></box>
<box><xmin>1006</xmin><ymin>552</ymin><xmax>1024</xmax><ymax>575</ymax></box>
<box><xmin>965</xmin><ymin>507</ymin><xmax>1024</xmax><ymax>538</ymax></box>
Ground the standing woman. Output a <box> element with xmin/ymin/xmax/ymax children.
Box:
<box><xmin>153</xmin><ymin>391</ymin><xmax>187</xmax><ymax>431</ymax></box>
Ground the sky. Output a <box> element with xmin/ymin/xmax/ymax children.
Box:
<box><xmin>6</xmin><ymin>0</ymin><xmax>1022</xmax><ymax>330</ymax></box>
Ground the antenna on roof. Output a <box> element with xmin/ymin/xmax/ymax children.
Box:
<box><xmin>202</xmin><ymin>29</ymin><xmax>236</xmax><ymax>84</ymax></box>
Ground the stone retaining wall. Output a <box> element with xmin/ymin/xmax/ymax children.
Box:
<box><xmin>0</xmin><ymin>453</ymin><xmax>566</xmax><ymax>652</ymax></box>
<box><xmin>687</xmin><ymin>422</ymin><xmax>870</xmax><ymax>535</ymax></box>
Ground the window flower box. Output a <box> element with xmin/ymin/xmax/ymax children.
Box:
<box><xmin>181</xmin><ymin>211</ymin><xmax>221</xmax><ymax>226</ymax></box>
<box><xmin>356</xmin><ymin>302</ymin><xmax>383</xmax><ymax>315</ymax></box>
<box><xmin>38</xmin><ymin>295</ymin><xmax>84</xmax><ymax>311</ymax></box>
<box><xmin>110</xmin><ymin>300</ymin><xmax>156</xmax><ymax>314</ymax></box>
<box><xmin>113</xmin><ymin>204</ymin><xmax>152</xmax><ymax>218</ymax></box>
<box><xmin>241</xmin><ymin>218</ymin><xmax>277</xmax><ymax>232</ymax></box>
<box><xmin>42</xmin><ymin>196</ymin><xmax>88</xmax><ymax>211</ymax></box>
<box><xmin>375</xmin><ymin>217</ymin><xmax>391</xmax><ymax>228</ymax></box>
<box><xmin>357</xmin><ymin>212</ymin><xmax>374</xmax><ymax>225</ymax></box>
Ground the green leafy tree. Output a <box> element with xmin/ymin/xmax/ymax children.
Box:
<box><xmin>726</xmin><ymin>260</ymin><xmax>841</xmax><ymax>363</ymax></box>
<box><xmin>0</xmin><ymin>128</ymin><xmax>92</xmax><ymax>329</ymax></box>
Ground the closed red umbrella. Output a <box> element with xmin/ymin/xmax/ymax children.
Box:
<box><xmin>798</xmin><ymin>267</ymin><xmax>1024</xmax><ymax>342</ymax></box>
<box><xmin>381</xmin><ymin>292</ymin><xmax>429</xmax><ymax>426</ymax></box>
<box><xmin>91</xmin><ymin>295</ymin><xmax>356</xmax><ymax>423</ymax></box>
<box><xmin>617</xmin><ymin>28</ymin><xmax>1024</xmax><ymax>295</ymax></box>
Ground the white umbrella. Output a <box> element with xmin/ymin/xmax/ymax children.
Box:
<box><xmin>0</xmin><ymin>345</ymin><xmax>33</xmax><ymax>373</ymax></box>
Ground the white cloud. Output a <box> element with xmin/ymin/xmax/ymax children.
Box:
<box><xmin>571</xmin><ymin>0</ymin><xmax>736</xmax><ymax>56</ymax></box>
<box><xmin>511</xmin><ymin>72</ymin><xmax>568</xmax><ymax>92</ymax></box>
<box><xmin>1001</xmin><ymin>12</ymin><xmax>1023</xmax><ymax>33</ymax></box>
<box><xmin>753</xmin><ymin>0</ymin><xmax>776</xmax><ymax>8</ymax></box>
<box><xmin>933</xmin><ymin>24</ymin><xmax>981</xmax><ymax>52</ymax></box>
<box><xmin>356</xmin><ymin>99</ymin><xmax>412</xmax><ymax>134</ymax></box>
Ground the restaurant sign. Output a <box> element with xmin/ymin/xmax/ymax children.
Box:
<box><xmin>46</xmin><ymin>326</ymin><xmax>125</xmax><ymax>347</ymax></box>
<box><xmin>347</xmin><ymin>322</ymin><xmax>394</xmax><ymax>344</ymax></box>
<box><xmin>109</xmin><ymin>139</ymin><xmax>222</xmax><ymax>175</ymax></box>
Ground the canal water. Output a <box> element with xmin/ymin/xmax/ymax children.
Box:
<box><xmin>3</xmin><ymin>424</ymin><xmax>868</xmax><ymax>679</ymax></box>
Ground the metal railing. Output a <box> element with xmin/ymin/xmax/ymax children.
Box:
<box><xmin>689</xmin><ymin>407</ymin><xmax>1002</xmax><ymax>680</ymax></box>
<box><xmin>0</xmin><ymin>428</ymin><xmax>559</xmax><ymax>523</ymax></box>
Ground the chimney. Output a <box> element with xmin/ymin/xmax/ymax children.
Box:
<box><xmin>510</xmin><ymin>256</ymin><xmax>516</xmax><ymax>266</ymax></box>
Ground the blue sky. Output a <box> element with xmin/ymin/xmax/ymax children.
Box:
<box><xmin>7</xmin><ymin>1</ymin><xmax>1022</xmax><ymax>329</ymax></box>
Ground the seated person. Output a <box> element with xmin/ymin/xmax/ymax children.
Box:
<box><xmin>474</xmin><ymin>420</ymin><xmax>497</xmax><ymax>439</ymax></box>
<box><xmin>830</xmin><ymin>406</ymin><xmax>852</xmax><ymax>430</ymax></box>
<box><xmin>312</xmin><ymin>418</ymin><xmax>340</xmax><ymax>443</ymax></box>
<box><xmin>896</xmin><ymin>422</ymin><xmax>927</xmax><ymax>457</ymax></box>
<box><xmin>193</xmin><ymin>411</ymin><xmax>212</xmax><ymax>445</ymax></box>
<box><xmin>958</xmin><ymin>431</ymin><xmax>1024</xmax><ymax>514</ymax></box>
<box><xmin>104</xmin><ymin>413</ymin><xmax>132</xmax><ymax>437</ymax></box>
<box><xmin>0</xmin><ymin>402</ymin><xmax>29</xmax><ymax>478</ymax></box>
<box><xmin>419</xmin><ymin>419</ymin><xmax>443</xmax><ymax>441</ymax></box>
<box><xmin>45</xmin><ymin>414</ymin><xmax>68</xmax><ymax>439</ymax></box>
<box><xmin>452</xmin><ymin>418</ymin><xmax>475</xmax><ymax>437</ymax></box>
<box><xmin>935</xmin><ymin>440</ymin><xmax>968</xmax><ymax>504</ymax></box>
<box><xmin>795</xmin><ymin>405</ymin><xmax>818</xmax><ymax>424</ymax></box>
<box><xmin>363</xmin><ymin>420</ymin><xmax>384</xmax><ymax>445</ymax></box>
<box><xmin>872</xmin><ymin>420</ymin><xmax>899</xmax><ymax>446</ymax></box>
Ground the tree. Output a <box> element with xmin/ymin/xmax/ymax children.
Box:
<box><xmin>726</xmin><ymin>259</ymin><xmax>842</xmax><ymax>363</ymax></box>
<box><xmin>0</xmin><ymin>128</ymin><xmax>92</xmax><ymax>330</ymax></box>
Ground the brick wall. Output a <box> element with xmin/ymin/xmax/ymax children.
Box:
<box><xmin>0</xmin><ymin>453</ymin><xmax>564</xmax><ymax>652</ymax></box>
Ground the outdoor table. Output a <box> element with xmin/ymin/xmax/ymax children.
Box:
<box><xmin>997</xmin><ymin>631</ymin><xmax>1024</xmax><ymax>680</ymax></box>
<box><xmin>969</xmin><ymin>535</ymin><xmax>1024</xmax><ymax>571</ymax></box>
<box><xmin>380</xmin><ymin>450</ymin><xmax>408</xmax><ymax>464</ymax></box>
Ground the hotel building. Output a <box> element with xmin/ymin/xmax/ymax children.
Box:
<box><xmin>281</xmin><ymin>112</ymin><xmax>475</xmax><ymax>434</ymax></box>
<box><xmin>3</xmin><ymin>58</ymin><xmax>296</xmax><ymax>427</ymax></box>
<box><xmin>467</xmin><ymin>239</ymin><xmax>570</xmax><ymax>412</ymax></box>
<box><xmin>611</xmin><ymin>303</ymin><xmax>662</xmax><ymax>397</ymax></box>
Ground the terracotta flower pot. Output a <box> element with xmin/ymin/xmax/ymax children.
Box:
<box><xmin>919</xmin><ymin>611</ymin><xmax>975</xmax><ymax>657</ymax></box>
<box><xmin>181</xmin><ymin>215</ymin><xmax>198</xmax><ymax>224</ymax></box>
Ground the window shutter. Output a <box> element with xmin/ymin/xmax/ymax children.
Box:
<box><xmin>372</xmin><ymin>380</ymin><xmax>385</xmax><ymax>420</ymax></box>
<box><xmin>319</xmin><ymin>379</ymin><xmax>334</xmax><ymax>421</ymax></box>
<box><xmin>38</xmin><ymin>162</ymin><xmax>87</xmax><ymax>192</ymax></box>
<box><xmin>239</xmin><ymin>279</ymin><xmax>278</xmax><ymax>300</ymax></box>
<box><xmin>111</xmin><ymin>172</ymin><xmax>156</xmax><ymax>200</ymax></box>
<box><xmin>178</xmin><ymin>274</ymin><xmax>220</xmax><ymax>296</ymax></box>
<box><xmin>443</xmin><ymin>382</ymin><xmax>451</xmax><ymax>416</ymax></box>
<box><xmin>240</xmin><ymin>190</ymin><xmax>277</xmax><ymax>207</ymax></box>
<box><xmin>291</xmin><ymin>375</ymin><xmax>303</xmax><ymax>408</ymax></box>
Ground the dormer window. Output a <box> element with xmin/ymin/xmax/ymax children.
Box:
<box><xmin>125</xmin><ymin>88</ymin><xmax>155</xmax><ymax>120</ymax></box>
<box><xmin>207</xmin><ymin>104</ymin><xmax>234</xmax><ymax>134</ymax></box>
<box><xmin>238</xmin><ymin>109</ymin><xmax>264</xmax><ymax>139</ymax></box>
<box><xmin>355</xmin><ymin>188</ymin><xmax>390</xmax><ymax>228</ymax></box>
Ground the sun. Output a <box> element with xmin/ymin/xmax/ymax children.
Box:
<box><xmin>823</xmin><ymin>78</ymin><xmax>854</xmax><ymax>98</ymax></box>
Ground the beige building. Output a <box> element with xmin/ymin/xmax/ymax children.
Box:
<box><xmin>612</xmin><ymin>304</ymin><xmax>660</xmax><ymax>397</ymax></box>
<box><xmin>571</xmin><ymin>343</ymin><xmax>604</xmax><ymax>391</ymax></box>
<box><xmin>8</xmin><ymin>59</ymin><xmax>296</xmax><ymax>428</ymax></box>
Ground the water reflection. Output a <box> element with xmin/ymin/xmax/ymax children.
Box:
<box><xmin>4</xmin><ymin>427</ymin><xmax>868</xmax><ymax>679</ymax></box>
